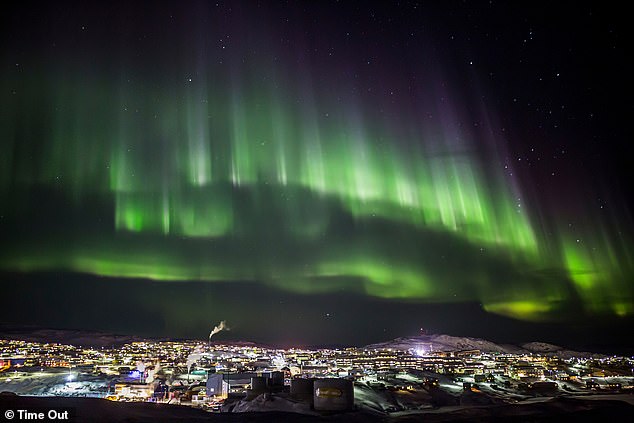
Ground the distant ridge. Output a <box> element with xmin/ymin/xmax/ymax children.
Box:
<box><xmin>0</xmin><ymin>325</ymin><xmax>148</xmax><ymax>348</ymax></box>
<box><xmin>0</xmin><ymin>325</ymin><xmax>611</xmax><ymax>357</ymax></box>
<box><xmin>0</xmin><ymin>325</ymin><xmax>267</xmax><ymax>349</ymax></box>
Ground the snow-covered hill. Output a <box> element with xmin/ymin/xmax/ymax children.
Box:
<box><xmin>0</xmin><ymin>326</ymin><xmax>146</xmax><ymax>347</ymax></box>
<box><xmin>365</xmin><ymin>334</ymin><xmax>602</xmax><ymax>357</ymax></box>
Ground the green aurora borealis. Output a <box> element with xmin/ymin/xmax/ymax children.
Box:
<box><xmin>1</xmin><ymin>1</ymin><xmax>632</xmax><ymax>331</ymax></box>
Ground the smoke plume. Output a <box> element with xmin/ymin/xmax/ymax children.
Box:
<box><xmin>208</xmin><ymin>320</ymin><xmax>228</xmax><ymax>343</ymax></box>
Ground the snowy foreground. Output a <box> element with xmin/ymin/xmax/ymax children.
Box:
<box><xmin>0</xmin><ymin>368</ymin><xmax>115</xmax><ymax>397</ymax></box>
<box><xmin>2</xmin><ymin>392</ymin><xmax>633</xmax><ymax>422</ymax></box>
<box><xmin>2</xmin><ymin>366</ymin><xmax>633</xmax><ymax>421</ymax></box>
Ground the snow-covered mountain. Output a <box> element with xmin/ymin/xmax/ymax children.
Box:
<box><xmin>364</xmin><ymin>334</ymin><xmax>602</xmax><ymax>357</ymax></box>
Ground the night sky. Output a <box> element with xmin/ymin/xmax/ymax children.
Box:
<box><xmin>1</xmin><ymin>1</ymin><xmax>632</xmax><ymax>350</ymax></box>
